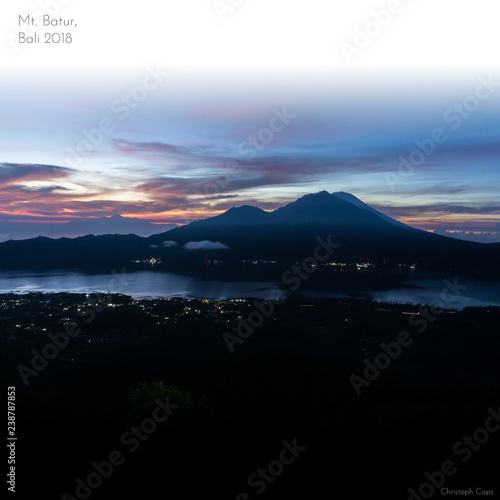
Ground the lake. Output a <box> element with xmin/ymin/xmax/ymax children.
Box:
<box><xmin>0</xmin><ymin>270</ymin><xmax>499</xmax><ymax>309</ymax></box>
<box><xmin>0</xmin><ymin>270</ymin><xmax>278</xmax><ymax>300</ymax></box>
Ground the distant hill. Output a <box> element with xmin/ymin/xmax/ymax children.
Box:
<box><xmin>0</xmin><ymin>215</ymin><xmax>177</xmax><ymax>241</ymax></box>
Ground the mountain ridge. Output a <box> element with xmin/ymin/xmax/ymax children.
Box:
<box><xmin>0</xmin><ymin>191</ymin><xmax>498</xmax><ymax>276</ymax></box>
<box><xmin>160</xmin><ymin>191</ymin><xmax>413</xmax><ymax>233</ymax></box>
<box><xmin>0</xmin><ymin>215</ymin><xmax>177</xmax><ymax>241</ymax></box>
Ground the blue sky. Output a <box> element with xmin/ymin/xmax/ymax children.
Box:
<box><xmin>0</xmin><ymin>70</ymin><xmax>499</xmax><ymax>239</ymax></box>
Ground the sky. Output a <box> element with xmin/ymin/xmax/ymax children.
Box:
<box><xmin>0</xmin><ymin>0</ymin><xmax>499</xmax><ymax>241</ymax></box>
<box><xmin>1</xmin><ymin>70</ymin><xmax>499</xmax><ymax>238</ymax></box>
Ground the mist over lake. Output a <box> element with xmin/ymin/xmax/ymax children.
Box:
<box><xmin>1</xmin><ymin>269</ymin><xmax>499</xmax><ymax>309</ymax></box>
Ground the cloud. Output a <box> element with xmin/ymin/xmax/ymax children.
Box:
<box><xmin>434</xmin><ymin>230</ymin><xmax>500</xmax><ymax>244</ymax></box>
<box><xmin>378</xmin><ymin>203</ymin><xmax>500</xmax><ymax>217</ymax></box>
<box><xmin>183</xmin><ymin>240</ymin><xmax>230</xmax><ymax>251</ymax></box>
<box><xmin>0</xmin><ymin>162</ymin><xmax>72</xmax><ymax>187</ymax></box>
<box><xmin>162</xmin><ymin>240</ymin><xmax>179</xmax><ymax>248</ymax></box>
<box><xmin>201</xmin><ymin>194</ymin><xmax>239</xmax><ymax>201</ymax></box>
<box><xmin>16</xmin><ymin>184</ymin><xmax>70</xmax><ymax>193</ymax></box>
<box><xmin>113</xmin><ymin>140</ymin><xmax>185</xmax><ymax>156</ymax></box>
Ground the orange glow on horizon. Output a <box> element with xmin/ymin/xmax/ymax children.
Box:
<box><xmin>0</xmin><ymin>209</ymin><xmax>497</xmax><ymax>234</ymax></box>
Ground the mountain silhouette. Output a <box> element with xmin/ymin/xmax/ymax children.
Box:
<box><xmin>146</xmin><ymin>191</ymin><xmax>467</xmax><ymax>265</ymax></box>
<box><xmin>0</xmin><ymin>191</ymin><xmax>498</xmax><ymax>276</ymax></box>
<box><xmin>332</xmin><ymin>191</ymin><xmax>417</xmax><ymax>231</ymax></box>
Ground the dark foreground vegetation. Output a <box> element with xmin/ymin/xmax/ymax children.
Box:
<box><xmin>2</xmin><ymin>293</ymin><xmax>500</xmax><ymax>499</ymax></box>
